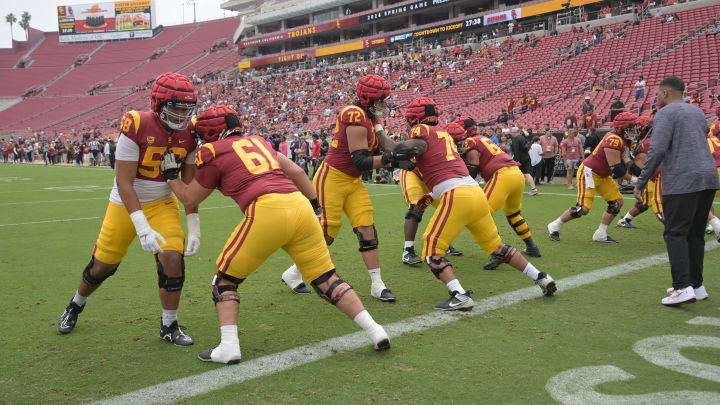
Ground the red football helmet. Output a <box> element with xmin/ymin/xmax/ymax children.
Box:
<box><xmin>445</xmin><ymin>121</ymin><xmax>468</xmax><ymax>154</ymax></box>
<box><xmin>194</xmin><ymin>105</ymin><xmax>242</xmax><ymax>143</ymax></box>
<box><xmin>356</xmin><ymin>74</ymin><xmax>391</xmax><ymax>117</ymax></box>
<box><xmin>405</xmin><ymin>97</ymin><xmax>441</xmax><ymax>126</ymax></box>
<box><xmin>613</xmin><ymin>111</ymin><xmax>638</xmax><ymax>139</ymax></box>
<box><xmin>635</xmin><ymin>115</ymin><xmax>653</xmax><ymax>138</ymax></box>
<box><xmin>151</xmin><ymin>72</ymin><xmax>197</xmax><ymax>131</ymax></box>
<box><xmin>453</xmin><ymin>115</ymin><xmax>478</xmax><ymax>137</ymax></box>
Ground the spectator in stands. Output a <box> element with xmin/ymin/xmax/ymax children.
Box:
<box><xmin>499</xmin><ymin>133</ymin><xmax>513</xmax><ymax>156</ymax></box>
<box><xmin>529</xmin><ymin>136</ymin><xmax>543</xmax><ymax>186</ymax></box>
<box><xmin>520</xmin><ymin>92</ymin><xmax>530</xmax><ymax>113</ymax></box>
<box><xmin>583</xmin><ymin>127</ymin><xmax>601</xmax><ymax>156</ymax></box>
<box><xmin>635</xmin><ymin>75</ymin><xmax>646</xmax><ymax>100</ymax></box>
<box><xmin>564</xmin><ymin>111</ymin><xmax>578</xmax><ymax>129</ymax></box>
<box><xmin>610</xmin><ymin>95</ymin><xmax>626</xmax><ymax>121</ymax></box>
<box><xmin>560</xmin><ymin>129</ymin><xmax>583</xmax><ymax>190</ymax></box>
<box><xmin>497</xmin><ymin>109</ymin><xmax>509</xmax><ymax>124</ymax></box>
<box><xmin>582</xmin><ymin>96</ymin><xmax>595</xmax><ymax>115</ymax></box>
<box><xmin>582</xmin><ymin>111</ymin><xmax>600</xmax><ymax>129</ymax></box>
<box><xmin>540</xmin><ymin>130</ymin><xmax>559</xmax><ymax>184</ymax></box>
<box><xmin>507</xmin><ymin>97</ymin><xmax>516</xmax><ymax>119</ymax></box>
<box><xmin>529</xmin><ymin>92</ymin><xmax>541</xmax><ymax>111</ymax></box>
<box><xmin>489</xmin><ymin>128</ymin><xmax>500</xmax><ymax>145</ymax></box>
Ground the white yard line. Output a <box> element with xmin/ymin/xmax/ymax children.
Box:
<box><xmin>0</xmin><ymin>197</ymin><xmax>109</xmax><ymax>206</ymax></box>
<box><xmin>94</xmin><ymin>243</ymin><xmax>720</xmax><ymax>405</ymax></box>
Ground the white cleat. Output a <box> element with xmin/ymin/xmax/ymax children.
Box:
<box><xmin>667</xmin><ymin>285</ymin><xmax>707</xmax><ymax>301</ymax></box>
<box><xmin>367</xmin><ymin>324</ymin><xmax>391</xmax><ymax>351</ymax></box>
<box><xmin>198</xmin><ymin>343</ymin><xmax>242</xmax><ymax>365</ymax></box>
<box><xmin>661</xmin><ymin>286</ymin><xmax>696</xmax><ymax>306</ymax></box>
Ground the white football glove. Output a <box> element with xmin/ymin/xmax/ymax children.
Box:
<box><xmin>130</xmin><ymin>210</ymin><xmax>166</xmax><ymax>253</ymax></box>
<box><xmin>185</xmin><ymin>213</ymin><xmax>201</xmax><ymax>257</ymax></box>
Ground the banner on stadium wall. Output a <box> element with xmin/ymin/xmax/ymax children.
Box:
<box><xmin>483</xmin><ymin>8</ymin><xmax>522</xmax><ymax>26</ymax></box>
<box><xmin>246</xmin><ymin>52</ymin><xmax>306</xmax><ymax>67</ymax></box>
<box><xmin>389</xmin><ymin>18</ymin><xmax>469</xmax><ymax>43</ymax></box>
<box><xmin>521</xmin><ymin>0</ymin><xmax>603</xmax><ymax>19</ymax></box>
<box><xmin>57</xmin><ymin>0</ymin><xmax>152</xmax><ymax>43</ymax></box>
<box><xmin>359</xmin><ymin>0</ymin><xmax>458</xmax><ymax>23</ymax></box>
<box><xmin>239</xmin><ymin>17</ymin><xmax>359</xmax><ymax>48</ymax></box>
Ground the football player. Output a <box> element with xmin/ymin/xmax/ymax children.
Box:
<box><xmin>397</xmin><ymin>118</ymin><xmax>477</xmax><ymax>265</ymax></box>
<box><xmin>547</xmin><ymin>112</ymin><xmax>638</xmax><ymax>243</ymax></box>
<box><xmin>160</xmin><ymin>106</ymin><xmax>390</xmax><ymax>364</ymax></box>
<box><xmin>448</xmin><ymin>120</ymin><xmax>541</xmax><ymax>270</ymax></box>
<box><xmin>281</xmin><ymin>75</ymin><xmax>415</xmax><ymax>301</ymax></box>
<box><xmin>57</xmin><ymin>72</ymin><xmax>201</xmax><ymax>346</ymax></box>
<box><xmin>400</xmin><ymin>97</ymin><xmax>556</xmax><ymax>311</ymax></box>
<box><xmin>709</xmin><ymin>105</ymin><xmax>720</xmax><ymax>139</ymax></box>
<box><xmin>617</xmin><ymin>115</ymin><xmax>664</xmax><ymax>228</ymax></box>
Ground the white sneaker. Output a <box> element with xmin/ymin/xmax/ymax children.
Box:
<box><xmin>366</xmin><ymin>324</ymin><xmax>390</xmax><ymax>351</ymax></box>
<box><xmin>661</xmin><ymin>286</ymin><xmax>696</xmax><ymax>306</ymax></box>
<box><xmin>281</xmin><ymin>265</ymin><xmax>310</xmax><ymax>294</ymax></box>
<box><xmin>198</xmin><ymin>342</ymin><xmax>242</xmax><ymax>365</ymax></box>
<box><xmin>667</xmin><ymin>285</ymin><xmax>707</xmax><ymax>301</ymax></box>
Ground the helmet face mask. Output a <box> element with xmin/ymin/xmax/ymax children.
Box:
<box><xmin>370</xmin><ymin>98</ymin><xmax>389</xmax><ymax>118</ymax></box>
<box><xmin>160</xmin><ymin>102</ymin><xmax>195</xmax><ymax>130</ymax></box>
<box><xmin>455</xmin><ymin>140</ymin><xmax>468</xmax><ymax>155</ymax></box>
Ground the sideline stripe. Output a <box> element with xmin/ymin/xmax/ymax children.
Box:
<box><xmin>94</xmin><ymin>243</ymin><xmax>720</xmax><ymax>405</ymax></box>
<box><xmin>0</xmin><ymin>197</ymin><xmax>108</xmax><ymax>206</ymax></box>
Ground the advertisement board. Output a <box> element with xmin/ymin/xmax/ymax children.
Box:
<box><xmin>360</xmin><ymin>0</ymin><xmax>457</xmax><ymax>23</ymax></box>
<box><xmin>483</xmin><ymin>8</ymin><xmax>522</xmax><ymax>26</ymax></box>
<box><xmin>57</xmin><ymin>1</ymin><xmax>152</xmax><ymax>43</ymax></box>
<box><xmin>239</xmin><ymin>17</ymin><xmax>359</xmax><ymax>48</ymax></box>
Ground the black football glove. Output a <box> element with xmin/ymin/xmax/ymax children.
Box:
<box><xmin>160</xmin><ymin>149</ymin><xmax>182</xmax><ymax>181</ymax></box>
<box><xmin>310</xmin><ymin>198</ymin><xmax>322</xmax><ymax>218</ymax></box>
<box><xmin>381</xmin><ymin>142</ymin><xmax>418</xmax><ymax>168</ymax></box>
<box><xmin>397</xmin><ymin>160</ymin><xmax>416</xmax><ymax>171</ymax></box>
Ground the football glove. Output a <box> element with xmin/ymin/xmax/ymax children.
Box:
<box><xmin>416</xmin><ymin>193</ymin><xmax>434</xmax><ymax>212</ymax></box>
<box><xmin>185</xmin><ymin>213</ymin><xmax>201</xmax><ymax>257</ymax></box>
<box><xmin>381</xmin><ymin>143</ymin><xmax>418</xmax><ymax>168</ymax></box>
<box><xmin>310</xmin><ymin>198</ymin><xmax>322</xmax><ymax>218</ymax></box>
<box><xmin>160</xmin><ymin>149</ymin><xmax>182</xmax><ymax>181</ymax></box>
<box><xmin>130</xmin><ymin>210</ymin><xmax>166</xmax><ymax>253</ymax></box>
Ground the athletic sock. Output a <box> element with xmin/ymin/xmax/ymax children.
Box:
<box><xmin>353</xmin><ymin>310</ymin><xmax>379</xmax><ymax>332</ymax></box>
<box><xmin>446</xmin><ymin>279</ymin><xmax>466</xmax><ymax>295</ymax></box>
<box><xmin>368</xmin><ymin>268</ymin><xmax>382</xmax><ymax>285</ymax></box>
<box><xmin>623</xmin><ymin>212</ymin><xmax>635</xmax><ymax>221</ymax></box>
<box><xmin>549</xmin><ymin>218</ymin><xmax>563</xmax><ymax>231</ymax></box>
<box><xmin>220</xmin><ymin>324</ymin><xmax>239</xmax><ymax>345</ymax></box>
<box><xmin>72</xmin><ymin>290</ymin><xmax>87</xmax><ymax>306</ymax></box>
<box><xmin>523</xmin><ymin>263</ymin><xmax>541</xmax><ymax>280</ymax></box>
<box><xmin>709</xmin><ymin>217</ymin><xmax>720</xmax><ymax>232</ymax></box>
<box><xmin>597</xmin><ymin>223</ymin><xmax>609</xmax><ymax>234</ymax></box>
<box><xmin>404</xmin><ymin>241</ymin><xmax>414</xmax><ymax>249</ymax></box>
<box><xmin>162</xmin><ymin>309</ymin><xmax>178</xmax><ymax>327</ymax></box>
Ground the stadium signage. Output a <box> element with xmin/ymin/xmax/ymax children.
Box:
<box><xmin>360</xmin><ymin>0</ymin><xmax>456</xmax><ymax>23</ymax></box>
<box><xmin>483</xmin><ymin>8</ymin><xmax>522</xmax><ymax>26</ymax></box>
<box><xmin>390</xmin><ymin>18</ymin><xmax>470</xmax><ymax>43</ymax></box>
<box><xmin>57</xmin><ymin>0</ymin><xmax>152</xmax><ymax>43</ymax></box>
<box><xmin>240</xmin><ymin>18</ymin><xmax>357</xmax><ymax>48</ymax></box>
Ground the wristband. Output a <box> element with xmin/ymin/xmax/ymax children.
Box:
<box><xmin>129</xmin><ymin>210</ymin><xmax>151</xmax><ymax>235</ymax></box>
<box><xmin>186</xmin><ymin>213</ymin><xmax>200</xmax><ymax>236</ymax></box>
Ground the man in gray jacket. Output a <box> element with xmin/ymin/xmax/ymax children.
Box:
<box><xmin>635</xmin><ymin>76</ymin><xmax>719</xmax><ymax>306</ymax></box>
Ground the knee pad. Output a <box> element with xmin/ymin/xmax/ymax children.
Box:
<box><xmin>491</xmin><ymin>244</ymin><xmax>518</xmax><ymax>264</ymax></box>
<box><xmin>156</xmin><ymin>255</ymin><xmax>185</xmax><ymax>292</ymax></box>
<box><xmin>606</xmin><ymin>200</ymin><xmax>620</xmax><ymax>216</ymax></box>
<box><xmin>353</xmin><ymin>226</ymin><xmax>378</xmax><ymax>252</ymax></box>
<box><xmin>81</xmin><ymin>256</ymin><xmax>118</xmax><ymax>286</ymax></box>
<box><xmin>426</xmin><ymin>256</ymin><xmax>452</xmax><ymax>279</ymax></box>
<box><xmin>212</xmin><ymin>272</ymin><xmax>243</xmax><ymax>305</ymax></box>
<box><xmin>569</xmin><ymin>205</ymin><xmax>584</xmax><ymax>219</ymax></box>
<box><xmin>506</xmin><ymin>211</ymin><xmax>530</xmax><ymax>236</ymax></box>
<box><xmin>311</xmin><ymin>269</ymin><xmax>353</xmax><ymax>305</ymax></box>
<box><xmin>634</xmin><ymin>201</ymin><xmax>649</xmax><ymax>213</ymax></box>
<box><xmin>405</xmin><ymin>204</ymin><xmax>423</xmax><ymax>222</ymax></box>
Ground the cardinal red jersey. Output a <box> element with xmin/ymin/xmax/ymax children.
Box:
<box><xmin>409</xmin><ymin>124</ymin><xmax>469</xmax><ymax>189</ymax></box>
<box><xmin>583</xmin><ymin>132</ymin><xmax>627</xmax><ymax>177</ymax></box>
<box><xmin>324</xmin><ymin>105</ymin><xmax>379</xmax><ymax>178</ymax></box>
<box><xmin>708</xmin><ymin>135</ymin><xmax>720</xmax><ymax>168</ymax></box>
<box><xmin>193</xmin><ymin>135</ymin><xmax>297</xmax><ymax>213</ymax></box>
<box><xmin>119</xmin><ymin>110</ymin><xmax>196</xmax><ymax>181</ymax></box>
<box><xmin>636</xmin><ymin>135</ymin><xmax>661</xmax><ymax>179</ymax></box>
<box><xmin>464</xmin><ymin>135</ymin><xmax>517</xmax><ymax>182</ymax></box>
<box><xmin>710</xmin><ymin>119</ymin><xmax>720</xmax><ymax>139</ymax></box>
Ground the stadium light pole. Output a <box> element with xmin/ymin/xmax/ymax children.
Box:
<box><xmin>186</xmin><ymin>0</ymin><xmax>197</xmax><ymax>23</ymax></box>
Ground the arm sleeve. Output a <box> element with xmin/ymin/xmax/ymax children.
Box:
<box><xmin>115</xmin><ymin>134</ymin><xmax>140</xmax><ymax>161</ymax></box>
<box><xmin>637</xmin><ymin>111</ymin><xmax>671</xmax><ymax>190</ymax></box>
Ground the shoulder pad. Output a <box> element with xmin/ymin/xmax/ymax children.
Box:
<box><xmin>410</xmin><ymin>124</ymin><xmax>431</xmax><ymax>140</ymax></box>
<box><xmin>119</xmin><ymin>110</ymin><xmax>142</xmax><ymax>138</ymax></box>
<box><xmin>339</xmin><ymin>106</ymin><xmax>368</xmax><ymax>126</ymax></box>
<box><xmin>195</xmin><ymin>143</ymin><xmax>216</xmax><ymax>168</ymax></box>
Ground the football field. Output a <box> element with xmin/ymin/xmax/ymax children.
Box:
<box><xmin>1</xmin><ymin>164</ymin><xmax>719</xmax><ymax>404</ymax></box>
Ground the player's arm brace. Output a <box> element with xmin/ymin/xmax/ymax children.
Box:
<box><xmin>605</xmin><ymin>148</ymin><xmax>630</xmax><ymax>180</ymax></box>
<box><xmin>347</xmin><ymin>125</ymin><xmax>386</xmax><ymax>169</ymax></box>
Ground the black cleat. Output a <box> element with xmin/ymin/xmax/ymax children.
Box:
<box><xmin>549</xmin><ymin>231</ymin><xmax>560</xmax><ymax>242</ymax></box>
<box><xmin>434</xmin><ymin>290</ymin><xmax>474</xmax><ymax>311</ymax></box>
<box><xmin>593</xmin><ymin>235</ymin><xmax>619</xmax><ymax>243</ymax></box>
<box><xmin>281</xmin><ymin>278</ymin><xmax>311</xmax><ymax>294</ymax></box>
<box><xmin>535</xmin><ymin>272</ymin><xmax>557</xmax><ymax>296</ymax></box>
<box><xmin>446</xmin><ymin>245</ymin><xmax>463</xmax><ymax>256</ymax></box>
<box><xmin>160</xmin><ymin>320</ymin><xmax>194</xmax><ymax>346</ymax></box>
<box><xmin>58</xmin><ymin>300</ymin><xmax>84</xmax><ymax>334</ymax></box>
<box><xmin>402</xmin><ymin>247</ymin><xmax>422</xmax><ymax>265</ymax></box>
<box><xmin>523</xmin><ymin>244</ymin><xmax>542</xmax><ymax>257</ymax></box>
<box><xmin>372</xmin><ymin>288</ymin><xmax>397</xmax><ymax>302</ymax></box>
<box><xmin>483</xmin><ymin>255</ymin><xmax>503</xmax><ymax>270</ymax></box>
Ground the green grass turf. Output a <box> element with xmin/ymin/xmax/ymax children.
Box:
<box><xmin>0</xmin><ymin>164</ymin><xmax>718</xmax><ymax>404</ymax></box>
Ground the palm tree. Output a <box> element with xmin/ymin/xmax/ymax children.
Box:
<box><xmin>5</xmin><ymin>13</ymin><xmax>17</xmax><ymax>41</ymax></box>
<box><xmin>19</xmin><ymin>12</ymin><xmax>31</xmax><ymax>40</ymax></box>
